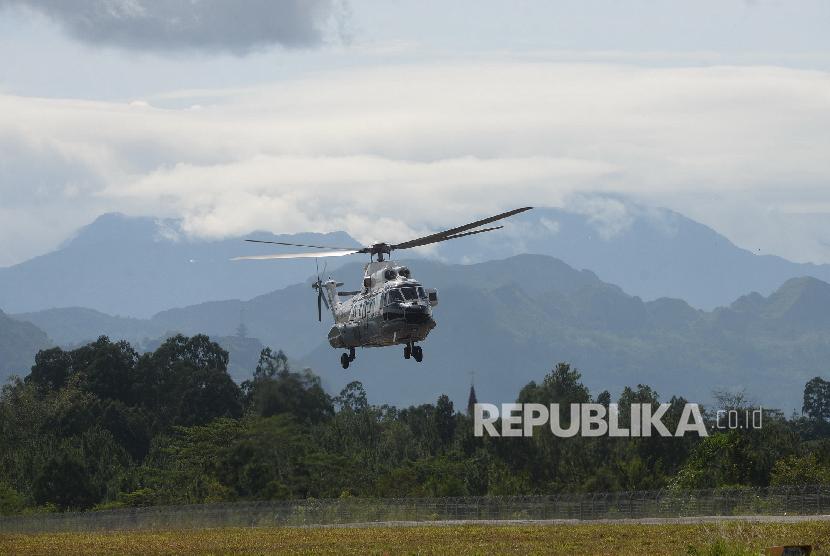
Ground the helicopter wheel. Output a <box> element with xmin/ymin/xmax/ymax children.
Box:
<box><xmin>349</xmin><ymin>347</ymin><xmax>356</xmax><ymax>362</ymax></box>
<box><xmin>403</xmin><ymin>345</ymin><xmax>411</xmax><ymax>360</ymax></box>
<box><xmin>413</xmin><ymin>345</ymin><xmax>423</xmax><ymax>363</ymax></box>
<box><xmin>340</xmin><ymin>352</ymin><xmax>350</xmax><ymax>369</ymax></box>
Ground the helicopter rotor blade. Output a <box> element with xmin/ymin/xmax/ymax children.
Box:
<box><xmin>245</xmin><ymin>239</ymin><xmax>357</xmax><ymax>250</ymax></box>
<box><xmin>390</xmin><ymin>207</ymin><xmax>532</xmax><ymax>251</ymax></box>
<box><xmin>320</xmin><ymin>289</ymin><xmax>330</xmax><ymax>310</ymax></box>
<box><xmin>411</xmin><ymin>225</ymin><xmax>504</xmax><ymax>247</ymax></box>
<box><xmin>232</xmin><ymin>250</ymin><xmax>359</xmax><ymax>261</ymax></box>
<box><xmin>237</xmin><ymin>207</ymin><xmax>531</xmax><ymax>261</ymax></box>
<box><xmin>317</xmin><ymin>288</ymin><xmax>322</xmax><ymax>321</ymax></box>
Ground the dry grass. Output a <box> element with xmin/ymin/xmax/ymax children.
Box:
<box><xmin>1</xmin><ymin>520</ymin><xmax>829</xmax><ymax>555</ymax></box>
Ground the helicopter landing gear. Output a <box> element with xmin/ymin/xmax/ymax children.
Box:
<box><xmin>404</xmin><ymin>343</ymin><xmax>423</xmax><ymax>362</ymax></box>
<box><xmin>341</xmin><ymin>347</ymin><xmax>356</xmax><ymax>369</ymax></box>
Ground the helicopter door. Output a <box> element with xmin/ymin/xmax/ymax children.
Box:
<box><xmin>363</xmin><ymin>296</ymin><xmax>372</xmax><ymax>335</ymax></box>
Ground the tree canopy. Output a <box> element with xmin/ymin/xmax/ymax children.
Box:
<box><xmin>1</xmin><ymin>334</ymin><xmax>829</xmax><ymax>513</ymax></box>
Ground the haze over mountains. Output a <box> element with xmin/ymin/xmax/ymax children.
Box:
<box><xmin>3</xmin><ymin>202</ymin><xmax>830</xmax><ymax>411</ymax></box>
<box><xmin>436</xmin><ymin>204</ymin><xmax>830</xmax><ymax>311</ymax></box>
<box><xmin>0</xmin><ymin>213</ymin><xmax>359</xmax><ymax>317</ymax></box>
<box><xmin>3</xmin><ymin>204</ymin><xmax>830</xmax><ymax>318</ymax></box>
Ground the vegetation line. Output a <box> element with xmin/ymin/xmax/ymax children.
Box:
<box><xmin>3</xmin><ymin>334</ymin><xmax>830</xmax><ymax>517</ymax></box>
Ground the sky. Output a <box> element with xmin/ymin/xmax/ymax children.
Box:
<box><xmin>0</xmin><ymin>0</ymin><xmax>828</xmax><ymax>267</ymax></box>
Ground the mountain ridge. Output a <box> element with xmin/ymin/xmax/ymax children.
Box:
<box><xmin>0</xmin><ymin>213</ymin><xmax>360</xmax><ymax>317</ymax></box>
<box><xmin>7</xmin><ymin>203</ymin><xmax>830</xmax><ymax>317</ymax></box>
<box><xmin>0</xmin><ymin>309</ymin><xmax>52</xmax><ymax>378</ymax></box>
<box><xmin>11</xmin><ymin>253</ymin><xmax>830</xmax><ymax>412</ymax></box>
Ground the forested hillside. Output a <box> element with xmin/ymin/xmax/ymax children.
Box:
<box><xmin>0</xmin><ymin>310</ymin><xmax>51</xmax><ymax>378</ymax></box>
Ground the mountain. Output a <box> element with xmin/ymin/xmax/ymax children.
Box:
<box><xmin>0</xmin><ymin>213</ymin><xmax>360</xmax><ymax>318</ymax></box>
<box><xmin>431</xmin><ymin>204</ymin><xmax>830</xmax><ymax>310</ymax></box>
<box><xmin>0</xmin><ymin>310</ymin><xmax>52</xmax><ymax>381</ymax></box>
<box><xmin>11</xmin><ymin>307</ymin><xmax>268</xmax><ymax>383</ymax></box>
<box><xmin>14</xmin><ymin>254</ymin><xmax>830</xmax><ymax>412</ymax></box>
<box><xmin>15</xmin><ymin>307</ymin><xmax>168</xmax><ymax>347</ymax></box>
<box><xmin>298</xmin><ymin>258</ymin><xmax>830</xmax><ymax>413</ymax></box>
<box><xmin>5</xmin><ymin>204</ymin><xmax>830</xmax><ymax>317</ymax></box>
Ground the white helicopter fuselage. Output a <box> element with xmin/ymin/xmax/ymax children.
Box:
<box><xmin>322</xmin><ymin>261</ymin><xmax>438</xmax><ymax>349</ymax></box>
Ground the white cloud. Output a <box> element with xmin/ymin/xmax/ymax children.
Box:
<box><xmin>0</xmin><ymin>61</ymin><xmax>829</xmax><ymax>265</ymax></box>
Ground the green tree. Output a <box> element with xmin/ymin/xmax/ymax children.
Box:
<box><xmin>770</xmin><ymin>453</ymin><xmax>830</xmax><ymax>486</ymax></box>
<box><xmin>803</xmin><ymin>377</ymin><xmax>830</xmax><ymax>421</ymax></box>
<box><xmin>27</xmin><ymin>347</ymin><xmax>72</xmax><ymax>392</ymax></box>
<box><xmin>252</xmin><ymin>348</ymin><xmax>288</xmax><ymax>380</ymax></box>
<box><xmin>136</xmin><ymin>334</ymin><xmax>242</xmax><ymax>429</ymax></box>
<box><xmin>242</xmin><ymin>350</ymin><xmax>332</xmax><ymax>424</ymax></box>
<box><xmin>33</xmin><ymin>450</ymin><xmax>96</xmax><ymax>510</ymax></box>
<box><xmin>0</xmin><ymin>482</ymin><xmax>24</xmax><ymax>515</ymax></box>
<box><xmin>435</xmin><ymin>395</ymin><xmax>456</xmax><ymax>449</ymax></box>
<box><xmin>335</xmin><ymin>381</ymin><xmax>369</xmax><ymax>412</ymax></box>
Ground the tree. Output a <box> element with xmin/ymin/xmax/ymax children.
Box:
<box><xmin>75</xmin><ymin>337</ymin><xmax>139</xmax><ymax>404</ymax></box>
<box><xmin>253</xmin><ymin>348</ymin><xmax>289</xmax><ymax>380</ymax></box>
<box><xmin>33</xmin><ymin>450</ymin><xmax>96</xmax><ymax>510</ymax></box>
<box><xmin>0</xmin><ymin>482</ymin><xmax>24</xmax><ymax>515</ymax></box>
<box><xmin>771</xmin><ymin>454</ymin><xmax>830</xmax><ymax>486</ymax></box>
<box><xmin>136</xmin><ymin>418</ymin><xmax>243</xmax><ymax>505</ymax></box>
<box><xmin>246</xmin><ymin>368</ymin><xmax>333</xmax><ymax>424</ymax></box>
<box><xmin>514</xmin><ymin>363</ymin><xmax>593</xmax><ymax>491</ymax></box>
<box><xmin>803</xmin><ymin>377</ymin><xmax>830</xmax><ymax>421</ymax></box>
<box><xmin>335</xmin><ymin>381</ymin><xmax>369</xmax><ymax>412</ymax></box>
<box><xmin>541</xmin><ymin>362</ymin><xmax>591</xmax><ymax>405</ymax></box>
<box><xmin>617</xmin><ymin>384</ymin><xmax>660</xmax><ymax>428</ymax></box>
<box><xmin>435</xmin><ymin>395</ymin><xmax>456</xmax><ymax>448</ymax></box>
<box><xmin>27</xmin><ymin>337</ymin><xmax>140</xmax><ymax>404</ymax></box>
<box><xmin>27</xmin><ymin>347</ymin><xmax>72</xmax><ymax>392</ymax></box>
<box><xmin>136</xmin><ymin>335</ymin><xmax>242</xmax><ymax>428</ymax></box>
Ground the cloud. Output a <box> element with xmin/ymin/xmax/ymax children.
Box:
<box><xmin>0</xmin><ymin>0</ymin><xmax>345</xmax><ymax>53</ymax></box>
<box><xmin>567</xmin><ymin>196</ymin><xmax>635</xmax><ymax>240</ymax></box>
<box><xmin>1</xmin><ymin>61</ymin><xmax>829</xmax><ymax>266</ymax></box>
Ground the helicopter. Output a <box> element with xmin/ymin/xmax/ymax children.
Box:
<box><xmin>233</xmin><ymin>207</ymin><xmax>532</xmax><ymax>369</ymax></box>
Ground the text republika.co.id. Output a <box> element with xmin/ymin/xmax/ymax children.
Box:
<box><xmin>474</xmin><ymin>403</ymin><xmax>763</xmax><ymax>438</ymax></box>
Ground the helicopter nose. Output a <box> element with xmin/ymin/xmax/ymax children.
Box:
<box><xmin>403</xmin><ymin>304</ymin><xmax>430</xmax><ymax>325</ymax></box>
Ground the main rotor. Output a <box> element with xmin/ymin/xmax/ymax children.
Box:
<box><xmin>366</xmin><ymin>243</ymin><xmax>391</xmax><ymax>262</ymax></box>
<box><xmin>232</xmin><ymin>207</ymin><xmax>533</xmax><ymax>263</ymax></box>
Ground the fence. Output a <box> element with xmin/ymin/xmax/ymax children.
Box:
<box><xmin>2</xmin><ymin>486</ymin><xmax>829</xmax><ymax>534</ymax></box>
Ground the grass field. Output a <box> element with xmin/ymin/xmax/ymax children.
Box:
<box><xmin>1</xmin><ymin>521</ymin><xmax>828</xmax><ymax>555</ymax></box>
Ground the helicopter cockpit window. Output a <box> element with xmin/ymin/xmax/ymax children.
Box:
<box><xmin>388</xmin><ymin>289</ymin><xmax>404</xmax><ymax>303</ymax></box>
<box><xmin>400</xmin><ymin>286</ymin><xmax>418</xmax><ymax>300</ymax></box>
<box><xmin>417</xmin><ymin>287</ymin><xmax>426</xmax><ymax>300</ymax></box>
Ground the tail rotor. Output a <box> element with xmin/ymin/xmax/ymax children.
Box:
<box><xmin>312</xmin><ymin>259</ymin><xmax>328</xmax><ymax>321</ymax></box>
<box><xmin>312</xmin><ymin>259</ymin><xmax>342</xmax><ymax>322</ymax></box>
